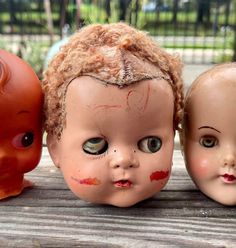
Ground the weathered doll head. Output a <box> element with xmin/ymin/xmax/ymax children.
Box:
<box><xmin>0</xmin><ymin>49</ymin><xmax>43</xmax><ymax>199</ymax></box>
<box><xmin>43</xmin><ymin>23</ymin><xmax>183</xmax><ymax>207</ymax></box>
<box><xmin>182</xmin><ymin>63</ymin><xmax>236</xmax><ymax>205</ymax></box>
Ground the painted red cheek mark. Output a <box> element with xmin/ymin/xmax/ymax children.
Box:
<box><xmin>150</xmin><ymin>170</ymin><xmax>169</xmax><ymax>181</ymax></box>
<box><xmin>71</xmin><ymin>176</ymin><xmax>101</xmax><ymax>185</ymax></box>
<box><xmin>80</xmin><ymin>178</ymin><xmax>101</xmax><ymax>185</ymax></box>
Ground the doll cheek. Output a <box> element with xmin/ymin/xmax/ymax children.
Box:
<box><xmin>150</xmin><ymin>170</ymin><xmax>169</xmax><ymax>181</ymax></box>
<box><xmin>71</xmin><ymin>176</ymin><xmax>101</xmax><ymax>186</ymax></box>
<box><xmin>190</xmin><ymin>158</ymin><xmax>210</xmax><ymax>178</ymax></box>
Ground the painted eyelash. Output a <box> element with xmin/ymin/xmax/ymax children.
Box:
<box><xmin>86</xmin><ymin>150</ymin><xmax>108</xmax><ymax>160</ymax></box>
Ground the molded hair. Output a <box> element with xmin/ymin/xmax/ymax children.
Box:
<box><xmin>0</xmin><ymin>57</ymin><xmax>10</xmax><ymax>92</ymax></box>
<box><xmin>43</xmin><ymin>23</ymin><xmax>184</xmax><ymax>139</ymax></box>
<box><xmin>185</xmin><ymin>62</ymin><xmax>236</xmax><ymax>102</ymax></box>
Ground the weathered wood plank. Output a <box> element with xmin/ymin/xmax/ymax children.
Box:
<box><xmin>0</xmin><ymin>148</ymin><xmax>235</xmax><ymax>247</ymax></box>
<box><xmin>0</xmin><ymin>207</ymin><xmax>235</xmax><ymax>247</ymax></box>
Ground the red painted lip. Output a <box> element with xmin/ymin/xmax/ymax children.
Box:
<box><xmin>114</xmin><ymin>180</ymin><xmax>132</xmax><ymax>188</ymax></box>
<box><xmin>222</xmin><ymin>174</ymin><xmax>236</xmax><ymax>182</ymax></box>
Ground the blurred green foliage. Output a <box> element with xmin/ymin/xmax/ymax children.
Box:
<box><xmin>0</xmin><ymin>0</ymin><xmax>235</xmax><ymax>78</ymax></box>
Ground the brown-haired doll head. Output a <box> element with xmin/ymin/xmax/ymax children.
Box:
<box><xmin>43</xmin><ymin>23</ymin><xmax>183</xmax><ymax>139</ymax></box>
<box><xmin>43</xmin><ymin>23</ymin><xmax>183</xmax><ymax>207</ymax></box>
<box><xmin>182</xmin><ymin>62</ymin><xmax>236</xmax><ymax>205</ymax></box>
<box><xmin>0</xmin><ymin>49</ymin><xmax>43</xmax><ymax>199</ymax></box>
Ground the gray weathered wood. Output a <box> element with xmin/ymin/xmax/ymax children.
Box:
<box><xmin>0</xmin><ymin>148</ymin><xmax>235</xmax><ymax>248</ymax></box>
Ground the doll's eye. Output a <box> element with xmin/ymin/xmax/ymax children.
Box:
<box><xmin>199</xmin><ymin>136</ymin><xmax>218</xmax><ymax>148</ymax></box>
<box><xmin>83</xmin><ymin>138</ymin><xmax>108</xmax><ymax>155</ymax></box>
<box><xmin>138</xmin><ymin>136</ymin><xmax>162</xmax><ymax>153</ymax></box>
<box><xmin>12</xmin><ymin>132</ymin><xmax>34</xmax><ymax>148</ymax></box>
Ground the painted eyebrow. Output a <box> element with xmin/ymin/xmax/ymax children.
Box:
<box><xmin>17</xmin><ymin>110</ymin><xmax>30</xmax><ymax>115</ymax></box>
<box><xmin>198</xmin><ymin>126</ymin><xmax>221</xmax><ymax>133</ymax></box>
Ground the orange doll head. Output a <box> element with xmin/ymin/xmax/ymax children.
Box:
<box><xmin>43</xmin><ymin>23</ymin><xmax>183</xmax><ymax>207</ymax></box>
<box><xmin>0</xmin><ymin>49</ymin><xmax>43</xmax><ymax>199</ymax></box>
<box><xmin>182</xmin><ymin>63</ymin><xmax>236</xmax><ymax>205</ymax></box>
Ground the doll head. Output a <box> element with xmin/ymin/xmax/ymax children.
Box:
<box><xmin>43</xmin><ymin>23</ymin><xmax>183</xmax><ymax>207</ymax></box>
<box><xmin>0</xmin><ymin>49</ymin><xmax>43</xmax><ymax>199</ymax></box>
<box><xmin>182</xmin><ymin>63</ymin><xmax>236</xmax><ymax>205</ymax></box>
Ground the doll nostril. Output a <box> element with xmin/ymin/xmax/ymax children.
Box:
<box><xmin>223</xmin><ymin>158</ymin><xmax>235</xmax><ymax>167</ymax></box>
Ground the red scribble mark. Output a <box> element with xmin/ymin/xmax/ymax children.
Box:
<box><xmin>126</xmin><ymin>83</ymin><xmax>150</xmax><ymax>112</ymax></box>
<box><xmin>94</xmin><ymin>104</ymin><xmax>122</xmax><ymax>110</ymax></box>
<box><xmin>126</xmin><ymin>90</ymin><xmax>133</xmax><ymax>109</ymax></box>
<box><xmin>126</xmin><ymin>90</ymin><xmax>142</xmax><ymax>110</ymax></box>
<box><xmin>150</xmin><ymin>170</ymin><xmax>169</xmax><ymax>181</ymax></box>
<box><xmin>143</xmin><ymin>83</ymin><xmax>150</xmax><ymax>112</ymax></box>
<box><xmin>71</xmin><ymin>176</ymin><xmax>101</xmax><ymax>185</ymax></box>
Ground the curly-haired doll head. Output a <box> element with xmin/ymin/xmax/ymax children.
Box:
<box><xmin>43</xmin><ymin>23</ymin><xmax>183</xmax><ymax>207</ymax></box>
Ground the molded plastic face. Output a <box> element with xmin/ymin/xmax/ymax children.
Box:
<box><xmin>0</xmin><ymin>50</ymin><xmax>43</xmax><ymax>199</ymax></box>
<box><xmin>47</xmin><ymin>76</ymin><xmax>175</xmax><ymax>207</ymax></box>
<box><xmin>183</xmin><ymin>67</ymin><xmax>236</xmax><ymax>205</ymax></box>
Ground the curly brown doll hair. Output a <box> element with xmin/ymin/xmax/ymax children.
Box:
<box><xmin>43</xmin><ymin>23</ymin><xmax>183</xmax><ymax>140</ymax></box>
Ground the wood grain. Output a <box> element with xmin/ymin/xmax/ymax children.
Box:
<box><xmin>0</xmin><ymin>148</ymin><xmax>235</xmax><ymax>248</ymax></box>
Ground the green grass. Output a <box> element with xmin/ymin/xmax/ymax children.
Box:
<box><xmin>0</xmin><ymin>10</ymin><xmax>60</xmax><ymax>34</ymax></box>
<box><xmin>1</xmin><ymin>1</ymin><xmax>235</xmax><ymax>36</ymax></box>
<box><xmin>78</xmin><ymin>3</ymin><xmax>236</xmax><ymax>38</ymax></box>
<box><xmin>213</xmin><ymin>53</ymin><xmax>234</xmax><ymax>63</ymax></box>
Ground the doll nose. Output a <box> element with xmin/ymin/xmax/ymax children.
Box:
<box><xmin>110</xmin><ymin>149</ymin><xmax>139</xmax><ymax>169</ymax></box>
<box><xmin>222</xmin><ymin>150</ymin><xmax>236</xmax><ymax>168</ymax></box>
<box><xmin>0</xmin><ymin>149</ymin><xmax>16</xmax><ymax>168</ymax></box>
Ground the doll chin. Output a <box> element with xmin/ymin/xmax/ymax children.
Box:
<box><xmin>208</xmin><ymin>193</ymin><xmax>236</xmax><ymax>206</ymax></box>
<box><xmin>75</xmin><ymin>189</ymin><xmax>155</xmax><ymax>207</ymax></box>
<box><xmin>0</xmin><ymin>176</ymin><xmax>33</xmax><ymax>200</ymax></box>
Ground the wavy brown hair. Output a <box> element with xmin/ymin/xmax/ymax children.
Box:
<box><xmin>43</xmin><ymin>23</ymin><xmax>183</xmax><ymax>139</ymax></box>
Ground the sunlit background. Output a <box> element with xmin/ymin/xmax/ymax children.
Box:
<box><xmin>0</xmin><ymin>0</ymin><xmax>235</xmax><ymax>78</ymax></box>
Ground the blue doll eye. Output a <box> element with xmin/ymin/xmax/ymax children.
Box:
<box><xmin>138</xmin><ymin>136</ymin><xmax>162</xmax><ymax>153</ymax></box>
<box><xmin>12</xmin><ymin>132</ymin><xmax>34</xmax><ymax>149</ymax></box>
<box><xmin>83</xmin><ymin>137</ymin><xmax>108</xmax><ymax>155</ymax></box>
<box><xmin>199</xmin><ymin>135</ymin><xmax>218</xmax><ymax>148</ymax></box>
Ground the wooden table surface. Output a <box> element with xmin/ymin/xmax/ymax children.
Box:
<box><xmin>0</xmin><ymin>147</ymin><xmax>235</xmax><ymax>248</ymax></box>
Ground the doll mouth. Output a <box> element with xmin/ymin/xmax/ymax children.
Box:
<box><xmin>113</xmin><ymin>180</ymin><xmax>132</xmax><ymax>188</ymax></box>
<box><xmin>221</xmin><ymin>174</ymin><xmax>236</xmax><ymax>183</ymax></box>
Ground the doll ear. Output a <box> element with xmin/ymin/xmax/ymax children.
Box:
<box><xmin>46</xmin><ymin>134</ymin><xmax>60</xmax><ymax>168</ymax></box>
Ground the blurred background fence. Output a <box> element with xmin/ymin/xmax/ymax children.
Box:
<box><xmin>0</xmin><ymin>0</ymin><xmax>235</xmax><ymax>78</ymax></box>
